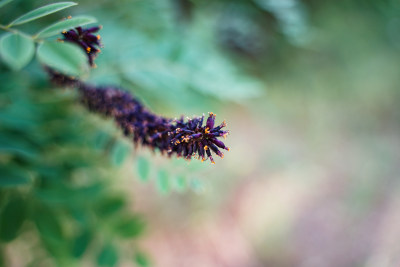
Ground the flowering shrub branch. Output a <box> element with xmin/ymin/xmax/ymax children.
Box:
<box><xmin>0</xmin><ymin>1</ymin><xmax>230</xmax><ymax>164</ymax></box>
<box><xmin>48</xmin><ymin>40</ymin><xmax>230</xmax><ymax>164</ymax></box>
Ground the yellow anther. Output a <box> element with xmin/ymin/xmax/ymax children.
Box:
<box><xmin>67</xmin><ymin>15</ymin><xmax>72</xmax><ymax>19</ymax></box>
<box><xmin>97</xmin><ymin>35</ymin><xmax>101</xmax><ymax>40</ymax></box>
<box><xmin>205</xmin><ymin>128</ymin><xmax>210</xmax><ymax>134</ymax></box>
<box><xmin>223</xmin><ymin>133</ymin><xmax>228</xmax><ymax>139</ymax></box>
<box><xmin>86</xmin><ymin>47</ymin><xmax>91</xmax><ymax>53</ymax></box>
<box><xmin>227</xmin><ymin>147</ymin><xmax>230</xmax><ymax>151</ymax></box>
<box><xmin>204</xmin><ymin>145</ymin><xmax>208</xmax><ymax>150</ymax></box>
<box><xmin>62</xmin><ymin>30</ymin><xmax>67</xmax><ymax>34</ymax></box>
<box><xmin>211</xmin><ymin>160</ymin><xmax>215</xmax><ymax>164</ymax></box>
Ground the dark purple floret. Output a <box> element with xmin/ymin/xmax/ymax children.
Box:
<box><xmin>78</xmin><ymin>84</ymin><xmax>229</xmax><ymax>164</ymax></box>
<box><xmin>62</xmin><ymin>26</ymin><xmax>102</xmax><ymax>66</ymax></box>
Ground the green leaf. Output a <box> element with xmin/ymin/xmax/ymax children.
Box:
<box><xmin>36</xmin><ymin>41</ymin><xmax>88</xmax><ymax>76</ymax></box>
<box><xmin>97</xmin><ymin>243</ymin><xmax>118</xmax><ymax>267</ymax></box>
<box><xmin>32</xmin><ymin>205</ymin><xmax>68</xmax><ymax>259</ymax></box>
<box><xmin>113</xmin><ymin>215</ymin><xmax>145</xmax><ymax>239</ymax></box>
<box><xmin>0</xmin><ymin>196</ymin><xmax>27</xmax><ymax>242</ymax></box>
<box><xmin>0</xmin><ymin>0</ymin><xmax>14</xmax><ymax>9</ymax></box>
<box><xmin>0</xmin><ymin>167</ymin><xmax>31</xmax><ymax>187</ymax></box>
<box><xmin>35</xmin><ymin>183</ymin><xmax>103</xmax><ymax>205</ymax></box>
<box><xmin>0</xmin><ymin>133</ymin><xmax>39</xmax><ymax>159</ymax></box>
<box><xmin>72</xmin><ymin>229</ymin><xmax>92</xmax><ymax>258</ymax></box>
<box><xmin>93</xmin><ymin>131</ymin><xmax>111</xmax><ymax>149</ymax></box>
<box><xmin>173</xmin><ymin>175</ymin><xmax>186</xmax><ymax>192</ymax></box>
<box><xmin>35</xmin><ymin>15</ymin><xmax>97</xmax><ymax>39</ymax></box>
<box><xmin>8</xmin><ymin>2</ymin><xmax>77</xmax><ymax>26</ymax></box>
<box><xmin>0</xmin><ymin>99</ymin><xmax>41</xmax><ymax>130</ymax></box>
<box><xmin>33</xmin><ymin>205</ymin><xmax>64</xmax><ymax>243</ymax></box>
<box><xmin>110</xmin><ymin>141</ymin><xmax>130</xmax><ymax>166</ymax></box>
<box><xmin>0</xmin><ymin>33</ymin><xmax>35</xmax><ymax>70</ymax></box>
<box><xmin>134</xmin><ymin>251</ymin><xmax>151</xmax><ymax>267</ymax></box>
<box><xmin>136</xmin><ymin>157</ymin><xmax>150</xmax><ymax>181</ymax></box>
<box><xmin>156</xmin><ymin>170</ymin><xmax>169</xmax><ymax>194</ymax></box>
<box><xmin>94</xmin><ymin>196</ymin><xmax>125</xmax><ymax>218</ymax></box>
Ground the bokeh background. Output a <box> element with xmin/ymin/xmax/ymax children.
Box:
<box><xmin>1</xmin><ymin>0</ymin><xmax>400</xmax><ymax>266</ymax></box>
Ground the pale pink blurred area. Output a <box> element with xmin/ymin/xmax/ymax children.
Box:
<box><xmin>122</xmin><ymin>9</ymin><xmax>400</xmax><ymax>261</ymax></box>
<box><xmin>128</xmin><ymin>93</ymin><xmax>400</xmax><ymax>267</ymax></box>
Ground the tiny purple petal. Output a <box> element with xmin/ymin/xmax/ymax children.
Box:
<box><xmin>206</xmin><ymin>112</ymin><xmax>215</xmax><ymax>130</ymax></box>
<box><xmin>211</xmin><ymin>138</ymin><xmax>227</xmax><ymax>150</ymax></box>
<box><xmin>86</xmin><ymin>26</ymin><xmax>101</xmax><ymax>33</ymax></box>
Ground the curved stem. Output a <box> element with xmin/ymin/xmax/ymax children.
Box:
<box><xmin>0</xmin><ymin>24</ymin><xmax>45</xmax><ymax>43</ymax></box>
<box><xmin>0</xmin><ymin>24</ymin><xmax>16</xmax><ymax>33</ymax></box>
<box><xmin>0</xmin><ymin>24</ymin><xmax>31</xmax><ymax>37</ymax></box>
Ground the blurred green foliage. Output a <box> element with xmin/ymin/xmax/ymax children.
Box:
<box><xmin>0</xmin><ymin>2</ymin><xmax>147</xmax><ymax>265</ymax></box>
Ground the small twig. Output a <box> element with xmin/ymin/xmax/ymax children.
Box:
<box><xmin>0</xmin><ymin>24</ymin><xmax>17</xmax><ymax>33</ymax></box>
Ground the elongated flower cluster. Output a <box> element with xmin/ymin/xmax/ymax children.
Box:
<box><xmin>62</xmin><ymin>26</ymin><xmax>102</xmax><ymax>66</ymax></box>
<box><xmin>47</xmin><ymin>25</ymin><xmax>230</xmax><ymax>164</ymax></box>
<box><xmin>79</xmin><ymin>84</ymin><xmax>229</xmax><ymax>163</ymax></box>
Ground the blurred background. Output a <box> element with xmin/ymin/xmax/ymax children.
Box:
<box><xmin>1</xmin><ymin>0</ymin><xmax>400</xmax><ymax>266</ymax></box>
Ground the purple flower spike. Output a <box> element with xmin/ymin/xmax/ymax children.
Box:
<box><xmin>62</xmin><ymin>25</ymin><xmax>102</xmax><ymax>66</ymax></box>
<box><xmin>77</xmin><ymin>84</ymin><xmax>230</xmax><ymax>164</ymax></box>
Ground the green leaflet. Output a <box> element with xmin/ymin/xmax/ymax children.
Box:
<box><xmin>0</xmin><ymin>196</ymin><xmax>27</xmax><ymax>242</ymax></box>
<box><xmin>156</xmin><ymin>169</ymin><xmax>169</xmax><ymax>194</ymax></box>
<box><xmin>110</xmin><ymin>141</ymin><xmax>130</xmax><ymax>166</ymax></box>
<box><xmin>35</xmin><ymin>15</ymin><xmax>97</xmax><ymax>39</ymax></box>
<box><xmin>112</xmin><ymin>215</ymin><xmax>145</xmax><ymax>239</ymax></box>
<box><xmin>0</xmin><ymin>33</ymin><xmax>35</xmax><ymax>70</ymax></box>
<box><xmin>136</xmin><ymin>157</ymin><xmax>150</xmax><ymax>181</ymax></box>
<box><xmin>0</xmin><ymin>167</ymin><xmax>31</xmax><ymax>187</ymax></box>
<box><xmin>97</xmin><ymin>243</ymin><xmax>119</xmax><ymax>267</ymax></box>
<box><xmin>36</xmin><ymin>41</ymin><xmax>88</xmax><ymax>76</ymax></box>
<box><xmin>134</xmin><ymin>251</ymin><xmax>151</xmax><ymax>267</ymax></box>
<box><xmin>0</xmin><ymin>0</ymin><xmax>14</xmax><ymax>9</ymax></box>
<box><xmin>71</xmin><ymin>229</ymin><xmax>92</xmax><ymax>258</ymax></box>
<box><xmin>8</xmin><ymin>2</ymin><xmax>77</xmax><ymax>26</ymax></box>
